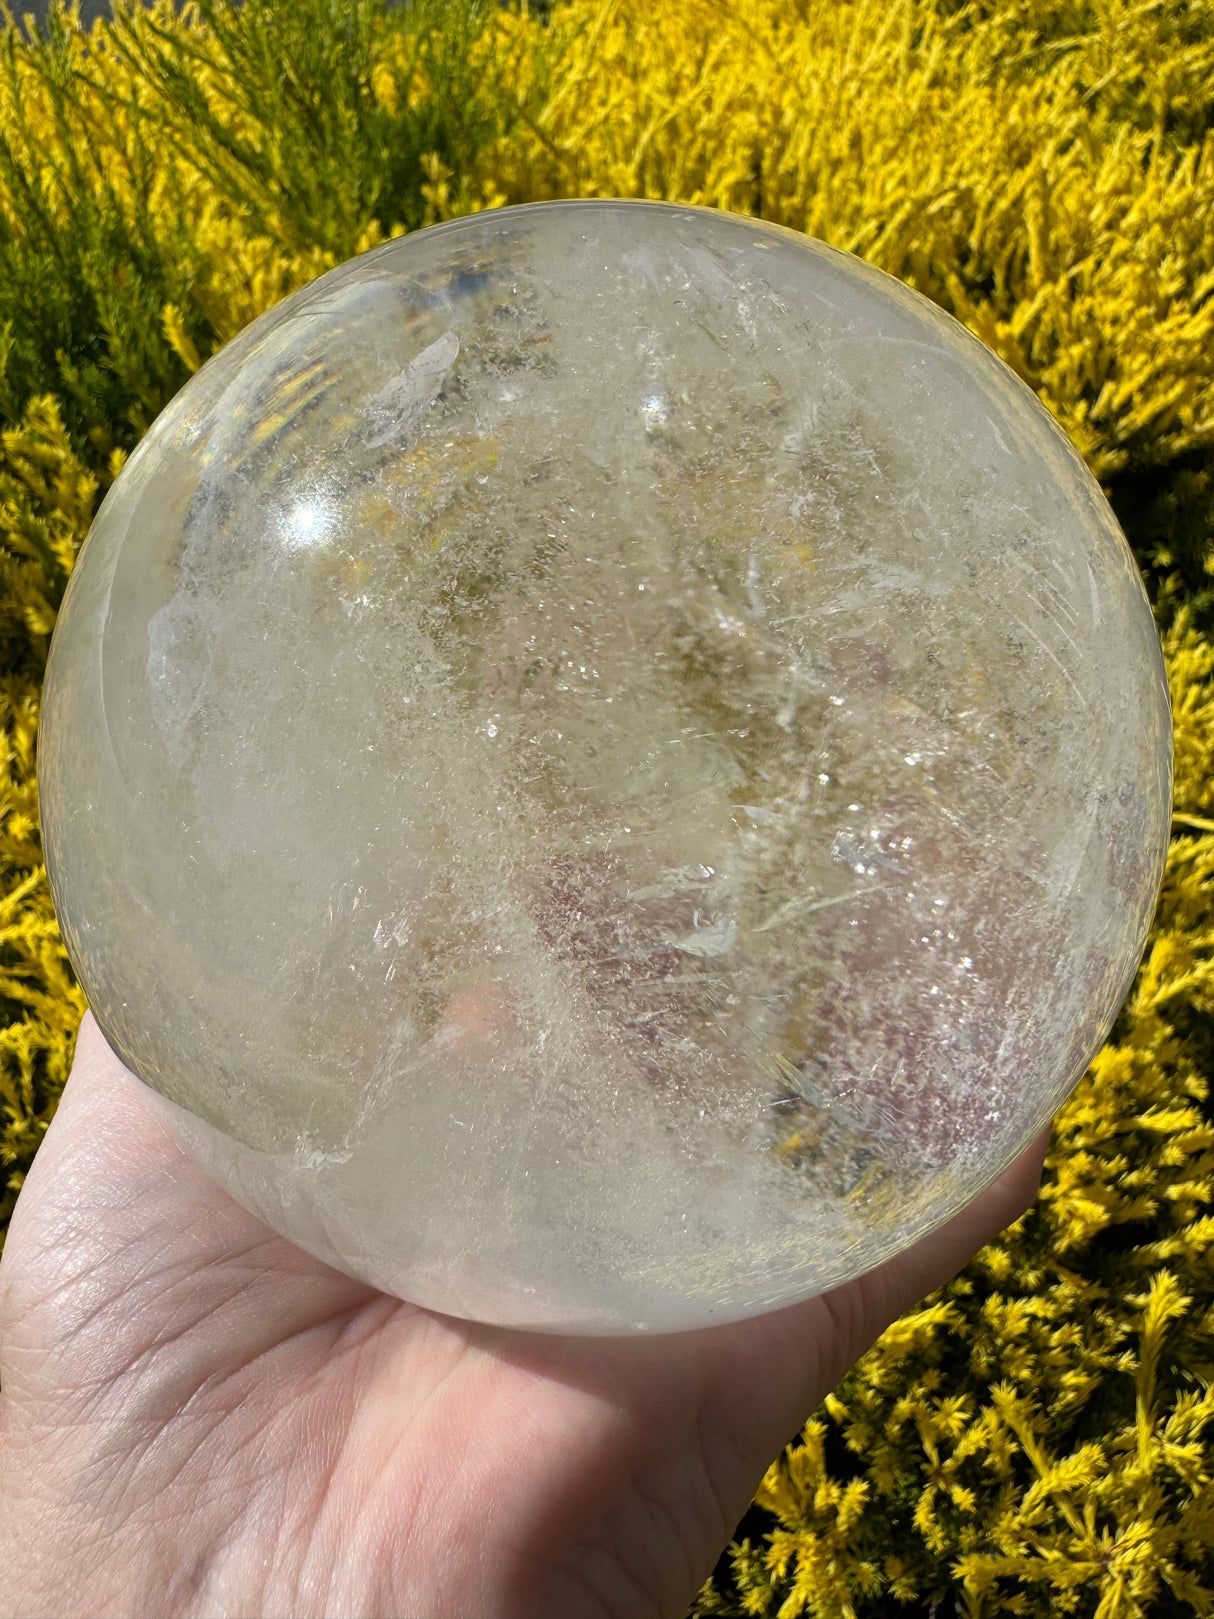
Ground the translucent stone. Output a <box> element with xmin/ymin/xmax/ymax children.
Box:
<box><xmin>39</xmin><ymin>201</ymin><xmax>1171</xmax><ymax>1334</ymax></box>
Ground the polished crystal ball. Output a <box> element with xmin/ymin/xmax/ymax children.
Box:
<box><xmin>39</xmin><ymin>200</ymin><xmax>1171</xmax><ymax>1333</ymax></box>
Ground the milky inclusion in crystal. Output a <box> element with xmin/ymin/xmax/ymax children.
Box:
<box><xmin>39</xmin><ymin>201</ymin><xmax>1171</xmax><ymax>1333</ymax></box>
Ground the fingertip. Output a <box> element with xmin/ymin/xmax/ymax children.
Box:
<box><xmin>1005</xmin><ymin>1120</ymin><xmax>1055</xmax><ymax>1214</ymax></box>
<box><xmin>67</xmin><ymin>1011</ymin><xmax>152</xmax><ymax>1111</ymax></box>
<box><xmin>71</xmin><ymin>1008</ymin><xmax>119</xmax><ymax>1073</ymax></box>
<box><xmin>53</xmin><ymin>1008</ymin><xmax>161</xmax><ymax>1152</ymax></box>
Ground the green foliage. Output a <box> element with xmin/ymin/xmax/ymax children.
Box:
<box><xmin>0</xmin><ymin>0</ymin><xmax>556</xmax><ymax>451</ymax></box>
<box><xmin>0</xmin><ymin>2</ymin><xmax>1210</xmax><ymax>1614</ymax></box>
<box><xmin>0</xmin><ymin>395</ymin><xmax>90</xmax><ymax>1231</ymax></box>
<box><xmin>97</xmin><ymin>0</ymin><xmax>521</xmax><ymax>255</ymax></box>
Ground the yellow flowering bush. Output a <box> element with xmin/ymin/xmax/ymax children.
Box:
<box><xmin>0</xmin><ymin>1</ymin><xmax>1211</xmax><ymax>1612</ymax></box>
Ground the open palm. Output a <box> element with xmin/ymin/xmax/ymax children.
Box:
<box><xmin>0</xmin><ymin>1014</ymin><xmax>1049</xmax><ymax>1619</ymax></box>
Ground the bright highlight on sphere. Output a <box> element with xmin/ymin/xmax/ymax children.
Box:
<box><xmin>39</xmin><ymin>201</ymin><xmax>1171</xmax><ymax>1334</ymax></box>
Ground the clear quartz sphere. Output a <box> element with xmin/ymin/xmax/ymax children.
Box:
<box><xmin>40</xmin><ymin>200</ymin><xmax>1170</xmax><ymax>1334</ymax></box>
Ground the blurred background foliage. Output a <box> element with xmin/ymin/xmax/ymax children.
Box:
<box><xmin>0</xmin><ymin>0</ymin><xmax>1211</xmax><ymax>1613</ymax></box>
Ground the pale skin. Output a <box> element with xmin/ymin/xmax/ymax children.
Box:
<box><xmin>0</xmin><ymin>1012</ymin><xmax>1051</xmax><ymax>1619</ymax></box>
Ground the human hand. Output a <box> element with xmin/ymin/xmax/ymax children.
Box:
<box><xmin>0</xmin><ymin>1013</ymin><xmax>1050</xmax><ymax>1619</ymax></box>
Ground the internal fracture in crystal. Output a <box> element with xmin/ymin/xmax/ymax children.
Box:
<box><xmin>38</xmin><ymin>201</ymin><xmax>1172</xmax><ymax>1333</ymax></box>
